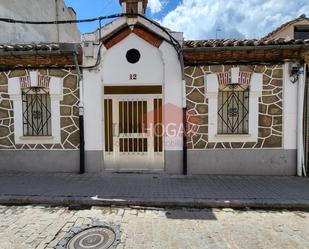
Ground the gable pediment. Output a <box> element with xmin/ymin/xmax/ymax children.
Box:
<box><xmin>102</xmin><ymin>23</ymin><xmax>164</xmax><ymax>49</ymax></box>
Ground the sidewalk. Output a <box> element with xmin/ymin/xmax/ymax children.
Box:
<box><xmin>0</xmin><ymin>173</ymin><xmax>308</xmax><ymax>208</ymax></box>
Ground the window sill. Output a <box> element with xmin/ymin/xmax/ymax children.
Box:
<box><xmin>19</xmin><ymin>136</ymin><xmax>54</xmax><ymax>140</ymax></box>
<box><xmin>16</xmin><ymin>135</ymin><xmax>57</xmax><ymax>145</ymax></box>
<box><xmin>215</xmin><ymin>134</ymin><xmax>251</xmax><ymax>138</ymax></box>
<box><xmin>208</xmin><ymin>133</ymin><xmax>257</xmax><ymax>143</ymax></box>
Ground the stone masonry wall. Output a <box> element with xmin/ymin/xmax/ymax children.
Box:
<box><xmin>0</xmin><ymin>69</ymin><xmax>80</xmax><ymax>150</ymax></box>
<box><xmin>185</xmin><ymin>64</ymin><xmax>283</xmax><ymax>149</ymax></box>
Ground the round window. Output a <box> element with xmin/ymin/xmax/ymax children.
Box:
<box><xmin>126</xmin><ymin>49</ymin><xmax>141</xmax><ymax>64</ymax></box>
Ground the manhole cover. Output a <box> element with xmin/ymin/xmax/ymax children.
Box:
<box><xmin>66</xmin><ymin>226</ymin><xmax>116</xmax><ymax>249</ymax></box>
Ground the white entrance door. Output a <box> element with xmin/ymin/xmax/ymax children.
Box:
<box><xmin>104</xmin><ymin>94</ymin><xmax>164</xmax><ymax>171</ymax></box>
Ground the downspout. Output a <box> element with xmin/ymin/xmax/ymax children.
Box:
<box><xmin>297</xmin><ymin>64</ymin><xmax>306</xmax><ymax>176</ymax></box>
<box><xmin>73</xmin><ymin>53</ymin><xmax>85</xmax><ymax>174</ymax></box>
<box><xmin>179</xmin><ymin>51</ymin><xmax>187</xmax><ymax>175</ymax></box>
<box><xmin>302</xmin><ymin>64</ymin><xmax>308</xmax><ymax>177</ymax></box>
<box><xmin>182</xmin><ymin>78</ymin><xmax>187</xmax><ymax>175</ymax></box>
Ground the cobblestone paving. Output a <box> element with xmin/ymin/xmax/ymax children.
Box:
<box><xmin>0</xmin><ymin>205</ymin><xmax>308</xmax><ymax>249</ymax></box>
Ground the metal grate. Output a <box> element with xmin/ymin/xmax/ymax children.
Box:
<box><xmin>119</xmin><ymin>100</ymin><xmax>147</xmax><ymax>134</ymax></box>
<box><xmin>57</xmin><ymin>223</ymin><xmax>121</xmax><ymax>249</ymax></box>
<box><xmin>104</xmin><ymin>99</ymin><xmax>113</xmax><ymax>152</ymax></box>
<box><xmin>66</xmin><ymin>226</ymin><xmax>116</xmax><ymax>249</ymax></box>
<box><xmin>119</xmin><ymin>138</ymin><xmax>148</xmax><ymax>152</ymax></box>
<box><xmin>22</xmin><ymin>87</ymin><xmax>51</xmax><ymax>136</ymax></box>
<box><xmin>118</xmin><ymin>100</ymin><xmax>148</xmax><ymax>153</ymax></box>
<box><xmin>218</xmin><ymin>87</ymin><xmax>249</xmax><ymax>134</ymax></box>
<box><xmin>154</xmin><ymin>98</ymin><xmax>163</xmax><ymax>152</ymax></box>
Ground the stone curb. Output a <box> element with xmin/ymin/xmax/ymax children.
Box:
<box><xmin>1</xmin><ymin>195</ymin><xmax>309</xmax><ymax>209</ymax></box>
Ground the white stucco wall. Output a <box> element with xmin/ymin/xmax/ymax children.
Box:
<box><xmin>102</xmin><ymin>34</ymin><xmax>164</xmax><ymax>85</ymax></box>
<box><xmin>283</xmin><ymin>62</ymin><xmax>298</xmax><ymax>149</ymax></box>
<box><xmin>0</xmin><ymin>0</ymin><xmax>80</xmax><ymax>43</ymax></box>
<box><xmin>82</xmin><ymin>26</ymin><xmax>183</xmax><ymax>152</ymax></box>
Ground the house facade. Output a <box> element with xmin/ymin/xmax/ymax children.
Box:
<box><xmin>0</xmin><ymin>0</ymin><xmax>308</xmax><ymax>176</ymax></box>
<box><xmin>0</xmin><ymin>44</ymin><xmax>82</xmax><ymax>172</ymax></box>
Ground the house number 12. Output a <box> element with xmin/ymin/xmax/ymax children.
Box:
<box><xmin>129</xmin><ymin>74</ymin><xmax>137</xmax><ymax>80</ymax></box>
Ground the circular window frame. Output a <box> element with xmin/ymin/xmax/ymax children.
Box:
<box><xmin>126</xmin><ymin>49</ymin><xmax>141</xmax><ymax>64</ymax></box>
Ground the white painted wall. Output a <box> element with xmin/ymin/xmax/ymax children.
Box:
<box><xmin>159</xmin><ymin>41</ymin><xmax>183</xmax><ymax>150</ymax></box>
<box><xmin>102</xmin><ymin>34</ymin><xmax>164</xmax><ymax>85</ymax></box>
<box><xmin>83</xmin><ymin>70</ymin><xmax>104</xmax><ymax>151</ymax></box>
<box><xmin>82</xmin><ymin>24</ymin><xmax>183</xmax><ymax>152</ymax></box>
<box><xmin>283</xmin><ymin>62</ymin><xmax>298</xmax><ymax>149</ymax></box>
<box><xmin>0</xmin><ymin>0</ymin><xmax>80</xmax><ymax>43</ymax></box>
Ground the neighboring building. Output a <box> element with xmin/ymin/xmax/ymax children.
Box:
<box><xmin>264</xmin><ymin>14</ymin><xmax>309</xmax><ymax>40</ymax></box>
<box><xmin>0</xmin><ymin>43</ymin><xmax>82</xmax><ymax>171</ymax></box>
<box><xmin>0</xmin><ymin>0</ymin><xmax>308</xmax><ymax>176</ymax></box>
<box><xmin>0</xmin><ymin>0</ymin><xmax>80</xmax><ymax>43</ymax></box>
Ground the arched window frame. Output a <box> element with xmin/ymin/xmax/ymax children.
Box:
<box><xmin>217</xmin><ymin>83</ymin><xmax>250</xmax><ymax>135</ymax></box>
<box><xmin>205</xmin><ymin>68</ymin><xmax>263</xmax><ymax>143</ymax></box>
<box><xmin>22</xmin><ymin>87</ymin><xmax>52</xmax><ymax>137</ymax></box>
<box><xmin>8</xmin><ymin>71</ymin><xmax>63</xmax><ymax>144</ymax></box>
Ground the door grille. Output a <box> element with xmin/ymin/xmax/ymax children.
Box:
<box><xmin>154</xmin><ymin>98</ymin><xmax>163</xmax><ymax>152</ymax></box>
<box><xmin>118</xmin><ymin>100</ymin><xmax>148</xmax><ymax>153</ymax></box>
<box><xmin>119</xmin><ymin>101</ymin><xmax>147</xmax><ymax>134</ymax></box>
<box><xmin>119</xmin><ymin>138</ymin><xmax>148</xmax><ymax>152</ymax></box>
<box><xmin>104</xmin><ymin>99</ymin><xmax>113</xmax><ymax>152</ymax></box>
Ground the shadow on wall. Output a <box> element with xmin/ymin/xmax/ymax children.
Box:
<box><xmin>165</xmin><ymin>208</ymin><xmax>217</xmax><ymax>220</ymax></box>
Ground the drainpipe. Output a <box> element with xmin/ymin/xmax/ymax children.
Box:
<box><xmin>179</xmin><ymin>50</ymin><xmax>187</xmax><ymax>175</ymax></box>
<box><xmin>182</xmin><ymin>78</ymin><xmax>187</xmax><ymax>175</ymax></box>
<box><xmin>302</xmin><ymin>64</ymin><xmax>308</xmax><ymax>177</ymax></box>
<box><xmin>297</xmin><ymin>65</ymin><xmax>305</xmax><ymax>176</ymax></box>
<box><xmin>73</xmin><ymin>53</ymin><xmax>85</xmax><ymax>174</ymax></box>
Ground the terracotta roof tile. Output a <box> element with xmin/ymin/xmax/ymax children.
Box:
<box><xmin>183</xmin><ymin>38</ymin><xmax>309</xmax><ymax>48</ymax></box>
<box><xmin>0</xmin><ymin>43</ymin><xmax>60</xmax><ymax>52</ymax></box>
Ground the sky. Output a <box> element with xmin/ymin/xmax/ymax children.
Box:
<box><xmin>64</xmin><ymin>0</ymin><xmax>309</xmax><ymax>39</ymax></box>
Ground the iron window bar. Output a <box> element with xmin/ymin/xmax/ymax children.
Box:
<box><xmin>22</xmin><ymin>87</ymin><xmax>51</xmax><ymax>136</ymax></box>
<box><xmin>217</xmin><ymin>84</ymin><xmax>249</xmax><ymax>134</ymax></box>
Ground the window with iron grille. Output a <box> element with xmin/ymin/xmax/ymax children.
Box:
<box><xmin>22</xmin><ymin>87</ymin><xmax>52</xmax><ymax>136</ymax></box>
<box><xmin>217</xmin><ymin>85</ymin><xmax>249</xmax><ymax>134</ymax></box>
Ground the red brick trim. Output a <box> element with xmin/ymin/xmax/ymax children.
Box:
<box><xmin>104</xmin><ymin>27</ymin><xmax>132</xmax><ymax>49</ymax></box>
<box><xmin>132</xmin><ymin>26</ymin><xmax>163</xmax><ymax>48</ymax></box>
<box><xmin>103</xmin><ymin>24</ymin><xmax>163</xmax><ymax>49</ymax></box>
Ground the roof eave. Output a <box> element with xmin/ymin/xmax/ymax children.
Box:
<box><xmin>183</xmin><ymin>44</ymin><xmax>309</xmax><ymax>65</ymax></box>
<box><xmin>0</xmin><ymin>43</ymin><xmax>82</xmax><ymax>56</ymax></box>
<box><xmin>0</xmin><ymin>43</ymin><xmax>83</xmax><ymax>71</ymax></box>
<box><xmin>182</xmin><ymin>44</ymin><xmax>309</xmax><ymax>52</ymax></box>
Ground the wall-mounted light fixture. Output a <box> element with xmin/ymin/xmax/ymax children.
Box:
<box><xmin>289</xmin><ymin>63</ymin><xmax>300</xmax><ymax>83</ymax></box>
